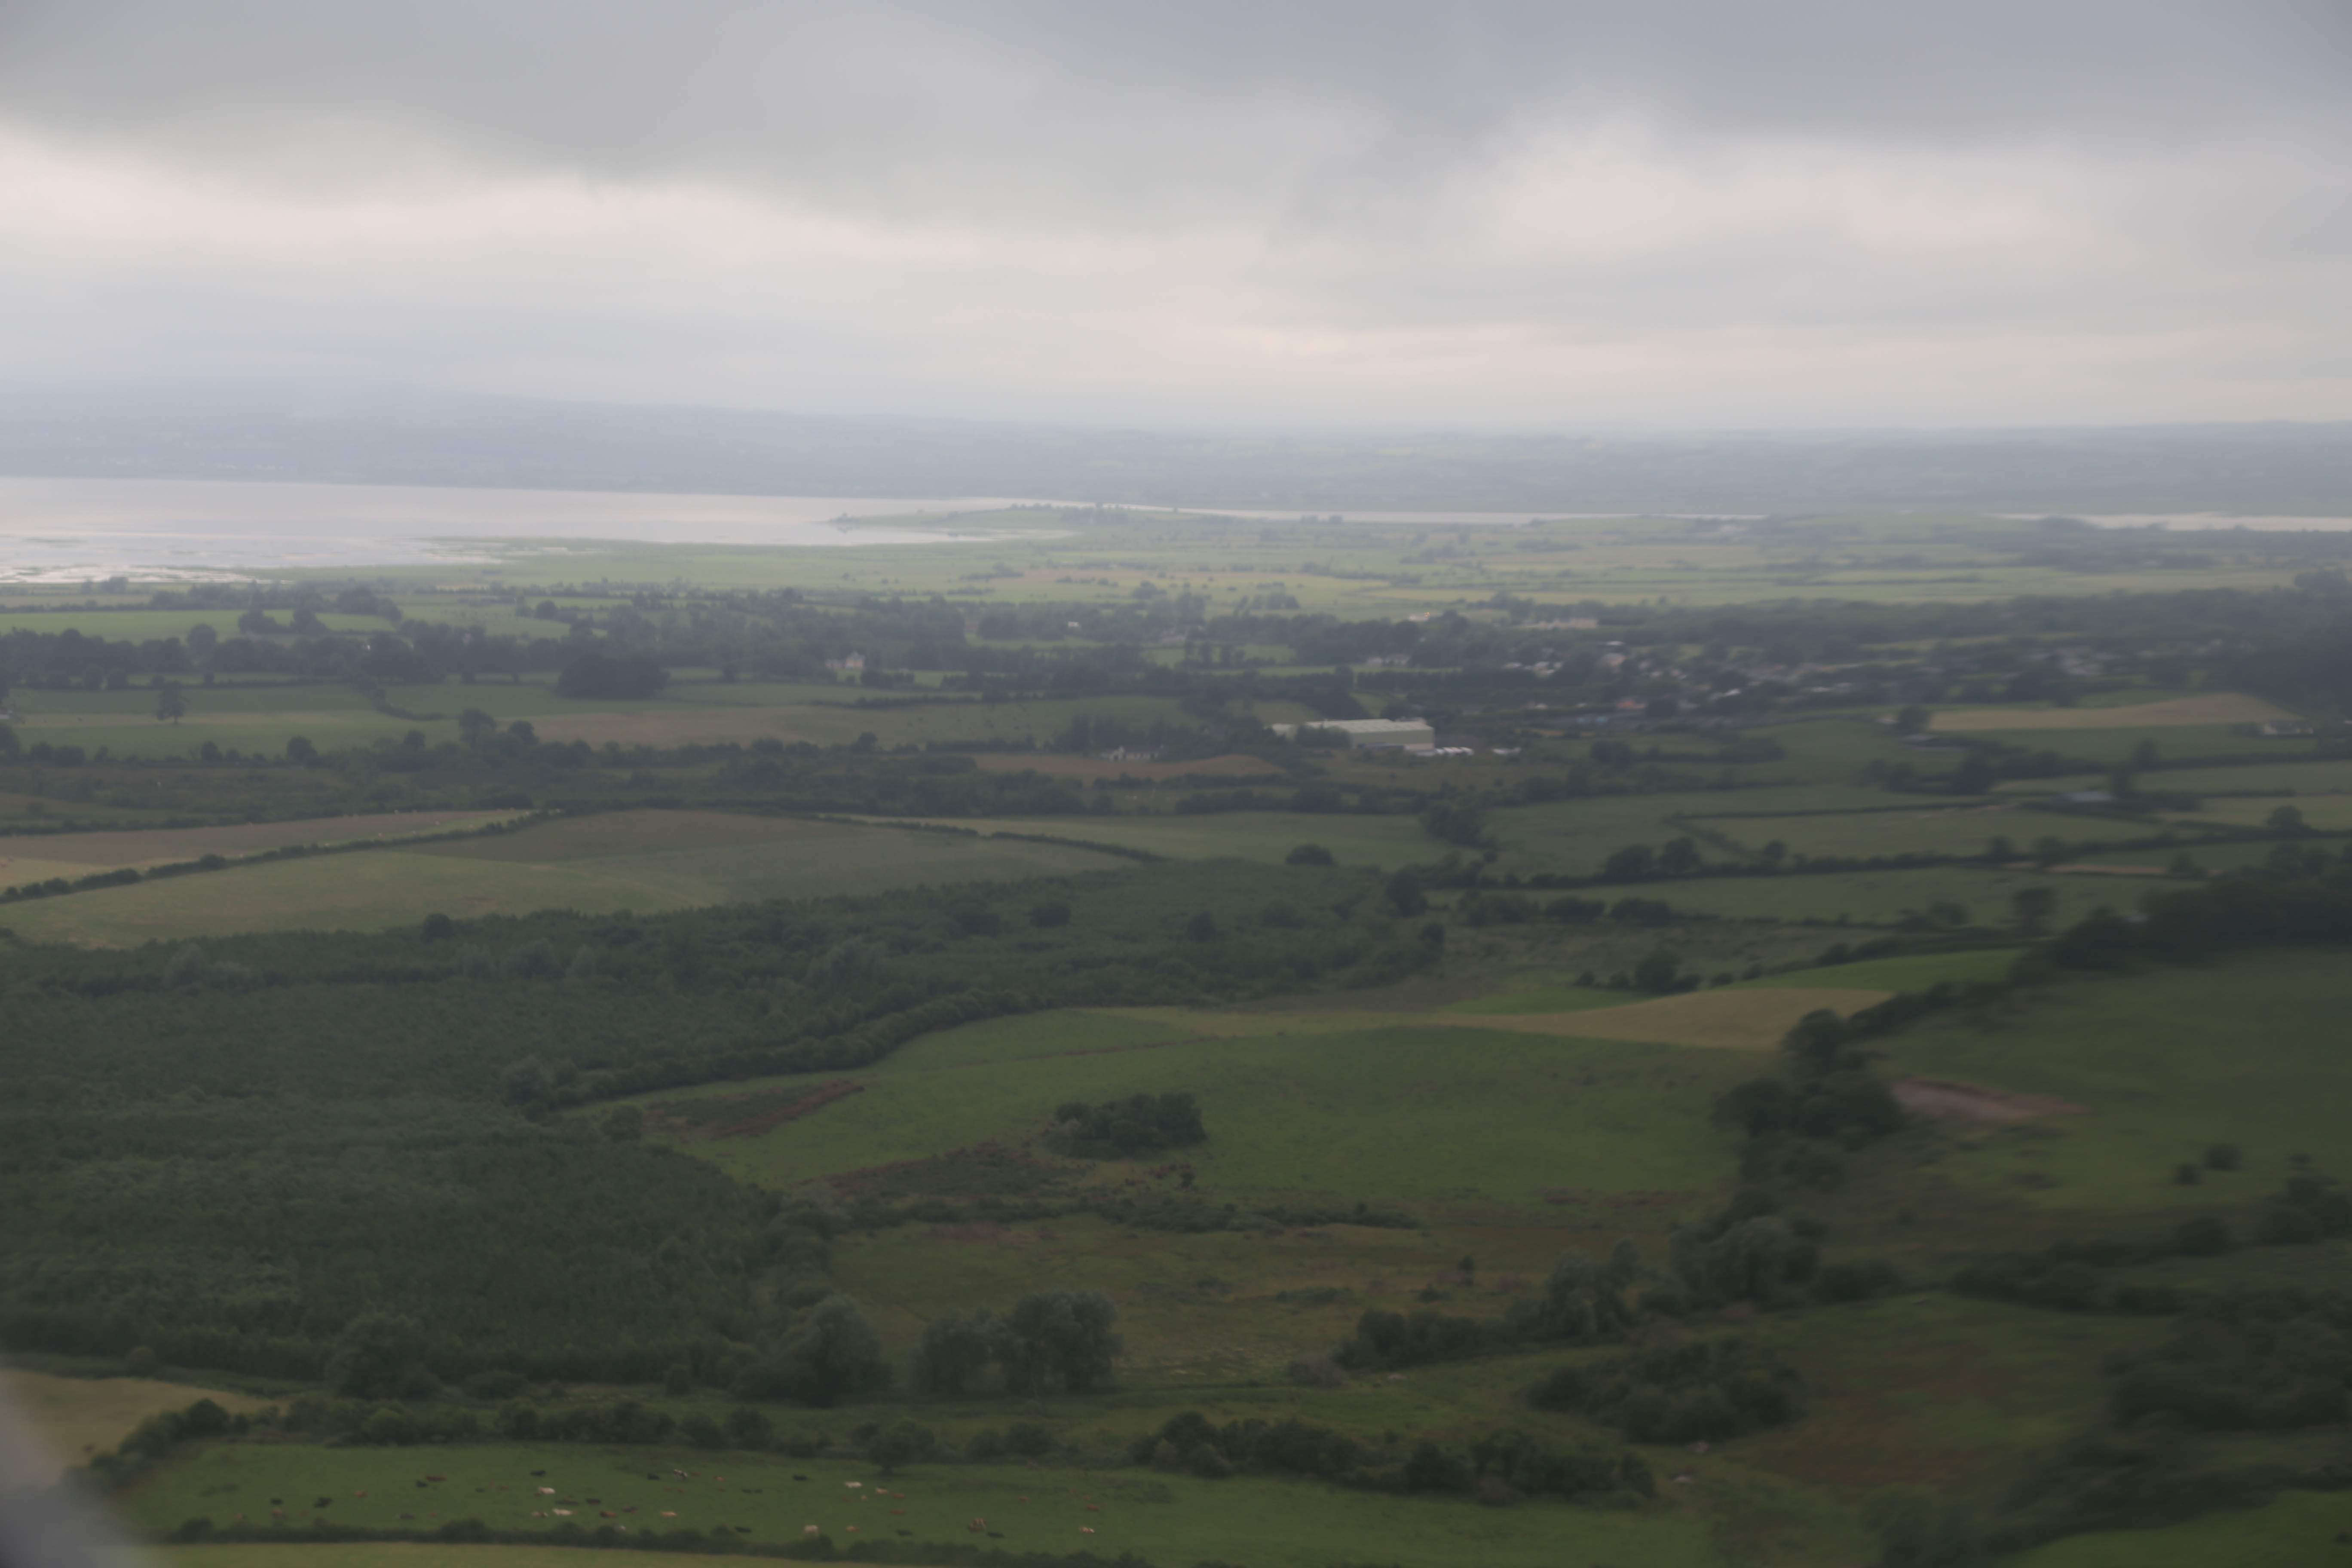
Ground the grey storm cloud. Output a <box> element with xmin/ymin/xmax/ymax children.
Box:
<box><xmin>2</xmin><ymin>0</ymin><xmax>2348</xmax><ymax>427</ymax></box>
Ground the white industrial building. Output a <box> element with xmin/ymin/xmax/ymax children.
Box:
<box><xmin>1267</xmin><ymin>718</ymin><xmax>1436</xmax><ymax>749</ymax></box>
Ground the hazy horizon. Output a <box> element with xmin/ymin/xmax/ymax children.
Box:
<box><xmin>4</xmin><ymin>2</ymin><xmax>2348</xmax><ymax>431</ymax></box>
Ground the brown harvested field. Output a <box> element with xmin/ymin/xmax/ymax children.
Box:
<box><xmin>0</xmin><ymin>809</ymin><xmax>517</xmax><ymax>881</ymax></box>
<box><xmin>969</xmin><ymin>751</ymin><xmax>1287</xmax><ymax>781</ymax></box>
<box><xmin>2</xmin><ymin>1370</ymin><xmax>270</xmax><ymax>1481</ymax></box>
<box><xmin>1929</xmin><ymin>692</ymin><xmax>2294</xmax><ymax>730</ymax></box>
<box><xmin>1450</xmin><ymin>986</ymin><xmax>1894</xmax><ymax>1049</ymax></box>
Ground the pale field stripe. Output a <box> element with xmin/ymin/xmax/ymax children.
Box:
<box><xmin>1928</xmin><ymin>693</ymin><xmax>2295</xmax><ymax>731</ymax></box>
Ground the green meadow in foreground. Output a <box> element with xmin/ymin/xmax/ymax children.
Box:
<box><xmin>118</xmin><ymin>1440</ymin><xmax>1715</xmax><ymax>1568</ymax></box>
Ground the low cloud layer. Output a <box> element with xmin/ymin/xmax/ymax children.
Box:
<box><xmin>4</xmin><ymin>1</ymin><xmax>2347</xmax><ymax>429</ymax></box>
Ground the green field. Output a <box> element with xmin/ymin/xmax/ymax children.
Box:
<box><xmin>1736</xmin><ymin>946</ymin><xmax>2023</xmax><ymax>992</ymax></box>
<box><xmin>1681</xmin><ymin>803</ymin><xmax>2037</xmax><ymax>861</ymax></box>
<box><xmin>639</xmin><ymin>1008</ymin><xmax>1759</xmax><ymax>1224</ymax></box>
<box><xmin>121</xmin><ymin>1439</ymin><xmax>1713</xmax><ymax>1568</ymax></box>
<box><xmin>857</xmin><ymin>808</ymin><xmax>1444</xmax><ymax>868</ymax></box>
<box><xmin>2169</xmin><ymin>793</ymin><xmax>2352</xmax><ymax>830</ymax></box>
<box><xmin>1927</xmin><ymin>694</ymin><xmax>2294</xmax><ymax>731</ymax></box>
<box><xmin>0</xmin><ymin>812</ymin><xmax>1127</xmax><ymax>943</ymax></box>
<box><xmin>1874</xmin><ymin>951</ymin><xmax>2352</xmax><ymax>1211</ymax></box>
<box><xmin>1651</xmin><ymin>867</ymin><xmax>2166</xmax><ymax>928</ymax></box>
<box><xmin>0</xmin><ymin>809</ymin><xmax>518</xmax><ymax>888</ymax></box>
<box><xmin>2011</xmin><ymin>1490</ymin><xmax>2352</xmax><ymax>1568</ymax></box>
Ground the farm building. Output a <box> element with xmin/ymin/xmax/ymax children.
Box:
<box><xmin>1267</xmin><ymin>718</ymin><xmax>1436</xmax><ymax>749</ymax></box>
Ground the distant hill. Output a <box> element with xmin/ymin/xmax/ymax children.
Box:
<box><xmin>0</xmin><ymin>378</ymin><xmax>2346</xmax><ymax>513</ymax></box>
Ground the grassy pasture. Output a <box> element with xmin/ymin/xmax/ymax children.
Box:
<box><xmin>641</xmin><ymin>1011</ymin><xmax>1755</xmax><ymax>1224</ymax></box>
<box><xmin>1683</xmin><ymin>803</ymin><xmax>2036</xmax><ymax>861</ymax></box>
<box><xmin>0</xmin><ymin>789</ymin><xmax>164</xmax><ymax>826</ymax></box>
<box><xmin>0</xmin><ymin>810</ymin><xmax>516</xmax><ymax>886</ymax></box>
<box><xmin>12</xmin><ymin>683</ymin><xmax>383</xmax><ymax>717</ymax></box>
<box><xmin>1441</xmin><ymin>987</ymin><xmax>1893</xmax><ymax>1050</ymax></box>
<box><xmin>1873</xmin><ymin>951</ymin><xmax>2352</xmax><ymax>1211</ymax></box>
<box><xmin>0</xmin><ymin>609</ymin><xmax>392</xmax><ymax>638</ymax></box>
<box><xmin>1653</xmin><ymin>867</ymin><xmax>2175</xmax><ymax>928</ymax></box>
<box><xmin>0</xmin><ymin>813</ymin><xmax>1126</xmax><ymax>944</ymax></box>
<box><xmin>1737</xmin><ymin>947</ymin><xmax>2024</xmax><ymax>993</ymax></box>
<box><xmin>2134</xmin><ymin>759</ymin><xmax>2352</xmax><ymax>793</ymax></box>
<box><xmin>2</xmin><ymin>1371</ymin><xmax>271</xmax><ymax>1482</ymax></box>
<box><xmin>119</xmin><ymin>1439</ymin><xmax>1713</xmax><ymax>1568</ymax></box>
<box><xmin>2170</xmin><ymin>793</ymin><xmax>2352</xmax><ymax>830</ymax></box>
<box><xmin>967</xmin><ymin>751</ymin><xmax>1286</xmax><ymax>782</ymax></box>
<box><xmin>1927</xmin><ymin>694</ymin><xmax>2294</xmax><ymax>731</ymax></box>
<box><xmin>10</xmin><ymin>709</ymin><xmax>450</xmax><ymax>761</ymax></box>
<box><xmin>161</xmin><ymin>1547</ymin><xmax>739</xmax><ymax>1568</ymax></box>
<box><xmin>2071</xmin><ymin>840</ymin><xmax>2300</xmax><ymax>873</ymax></box>
<box><xmin>523</xmin><ymin>693</ymin><xmax>1321</xmax><ymax>752</ymax></box>
<box><xmin>1963</xmin><ymin>726</ymin><xmax>2277</xmax><ymax>771</ymax></box>
<box><xmin>2009</xmin><ymin>1491</ymin><xmax>2352</xmax><ymax>1568</ymax></box>
<box><xmin>855</xmin><ymin>809</ymin><xmax>1444</xmax><ymax>868</ymax></box>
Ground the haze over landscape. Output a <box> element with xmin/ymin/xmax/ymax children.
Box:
<box><xmin>3</xmin><ymin>0</ymin><xmax>2349</xmax><ymax>432</ymax></box>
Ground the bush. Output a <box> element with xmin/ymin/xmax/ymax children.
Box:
<box><xmin>1528</xmin><ymin>1336</ymin><xmax>1804</xmax><ymax>1442</ymax></box>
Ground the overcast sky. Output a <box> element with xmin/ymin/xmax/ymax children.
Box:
<box><xmin>3</xmin><ymin>1</ymin><xmax>2347</xmax><ymax>430</ymax></box>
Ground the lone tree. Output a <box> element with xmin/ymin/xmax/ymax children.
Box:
<box><xmin>776</xmin><ymin>1293</ymin><xmax>888</xmax><ymax>1407</ymax></box>
<box><xmin>154</xmin><ymin>682</ymin><xmax>186</xmax><ymax>724</ymax></box>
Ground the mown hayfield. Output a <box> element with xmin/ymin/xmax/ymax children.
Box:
<box><xmin>0</xmin><ymin>814</ymin><xmax>1126</xmax><ymax>944</ymax></box>
<box><xmin>3</xmin><ymin>1371</ymin><xmax>272</xmax><ymax>1483</ymax></box>
<box><xmin>646</xmin><ymin>1010</ymin><xmax>1754</xmax><ymax>1224</ymax></box>
<box><xmin>857</xmin><ymin>809</ymin><xmax>1443</xmax><ymax>868</ymax></box>
<box><xmin>120</xmin><ymin>1439</ymin><xmax>1712</xmax><ymax>1568</ymax></box>
<box><xmin>1872</xmin><ymin>951</ymin><xmax>2352</xmax><ymax>1211</ymax></box>
<box><xmin>1926</xmin><ymin>693</ymin><xmax>2294</xmax><ymax>731</ymax></box>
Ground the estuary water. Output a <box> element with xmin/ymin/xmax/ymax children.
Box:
<box><xmin>0</xmin><ymin>476</ymin><xmax>1049</xmax><ymax>583</ymax></box>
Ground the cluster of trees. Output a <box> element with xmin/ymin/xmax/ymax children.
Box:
<box><xmin>1714</xmin><ymin>1003</ymin><xmax>1914</xmax><ymax>1189</ymax></box>
<box><xmin>1331</xmin><ymin>1197</ymin><xmax>1892</xmax><ymax>1377</ymax></box>
<box><xmin>1123</xmin><ymin>1408</ymin><xmax>1655</xmax><ymax>1505</ymax></box>
<box><xmin>1042</xmin><ymin>1092</ymin><xmax>1206</xmax><ymax>1159</ymax></box>
<box><xmin>1526</xmin><ymin>1336</ymin><xmax>1805</xmax><ymax>1443</ymax></box>
<box><xmin>910</xmin><ymin>1291</ymin><xmax>1123</xmax><ymax>1396</ymax></box>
